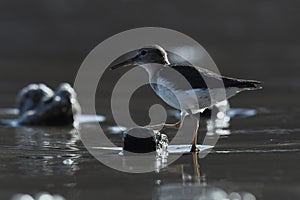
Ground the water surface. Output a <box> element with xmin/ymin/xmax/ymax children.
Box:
<box><xmin>0</xmin><ymin>99</ymin><xmax>300</xmax><ymax>199</ymax></box>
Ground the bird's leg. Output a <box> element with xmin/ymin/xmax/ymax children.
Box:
<box><xmin>145</xmin><ymin>120</ymin><xmax>182</xmax><ymax>132</ymax></box>
<box><xmin>162</xmin><ymin>119</ymin><xmax>183</xmax><ymax>129</ymax></box>
<box><xmin>160</xmin><ymin>111</ymin><xmax>187</xmax><ymax>131</ymax></box>
<box><xmin>145</xmin><ymin>123</ymin><xmax>165</xmax><ymax>130</ymax></box>
<box><xmin>146</xmin><ymin>112</ymin><xmax>187</xmax><ymax>131</ymax></box>
<box><xmin>190</xmin><ymin>117</ymin><xmax>200</xmax><ymax>152</ymax></box>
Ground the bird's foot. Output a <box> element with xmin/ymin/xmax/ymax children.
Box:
<box><xmin>190</xmin><ymin>145</ymin><xmax>200</xmax><ymax>153</ymax></box>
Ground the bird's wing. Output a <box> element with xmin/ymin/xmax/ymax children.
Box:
<box><xmin>164</xmin><ymin>64</ymin><xmax>261</xmax><ymax>90</ymax></box>
<box><xmin>158</xmin><ymin>64</ymin><xmax>219</xmax><ymax>90</ymax></box>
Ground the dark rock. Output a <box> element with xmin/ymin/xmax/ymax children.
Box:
<box><xmin>122</xmin><ymin>127</ymin><xmax>168</xmax><ymax>154</ymax></box>
<box><xmin>16</xmin><ymin>83</ymin><xmax>54</xmax><ymax>115</ymax></box>
<box><xmin>17</xmin><ymin>83</ymin><xmax>81</xmax><ymax>126</ymax></box>
<box><xmin>122</xmin><ymin>127</ymin><xmax>156</xmax><ymax>153</ymax></box>
<box><xmin>0</xmin><ymin>83</ymin><xmax>81</xmax><ymax>126</ymax></box>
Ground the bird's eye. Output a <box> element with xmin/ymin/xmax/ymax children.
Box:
<box><xmin>140</xmin><ymin>50</ymin><xmax>147</xmax><ymax>56</ymax></box>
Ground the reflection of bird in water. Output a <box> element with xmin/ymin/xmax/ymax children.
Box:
<box><xmin>155</xmin><ymin>153</ymin><xmax>257</xmax><ymax>199</ymax></box>
<box><xmin>111</xmin><ymin>45</ymin><xmax>261</xmax><ymax>152</ymax></box>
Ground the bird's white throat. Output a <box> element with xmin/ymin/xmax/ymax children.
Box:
<box><xmin>140</xmin><ymin>63</ymin><xmax>166</xmax><ymax>83</ymax></box>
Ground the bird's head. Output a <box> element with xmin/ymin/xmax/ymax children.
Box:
<box><xmin>110</xmin><ymin>45</ymin><xmax>169</xmax><ymax>70</ymax></box>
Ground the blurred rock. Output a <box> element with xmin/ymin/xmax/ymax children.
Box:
<box><xmin>17</xmin><ymin>83</ymin><xmax>80</xmax><ymax>126</ymax></box>
<box><xmin>0</xmin><ymin>83</ymin><xmax>81</xmax><ymax>126</ymax></box>
<box><xmin>17</xmin><ymin>83</ymin><xmax>54</xmax><ymax>115</ymax></box>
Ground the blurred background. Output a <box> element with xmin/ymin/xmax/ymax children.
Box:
<box><xmin>0</xmin><ymin>1</ymin><xmax>300</xmax><ymax>200</ymax></box>
<box><xmin>0</xmin><ymin>0</ymin><xmax>299</xmax><ymax>108</ymax></box>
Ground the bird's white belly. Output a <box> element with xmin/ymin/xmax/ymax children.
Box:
<box><xmin>153</xmin><ymin>78</ymin><xmax>239</xmax><ymax>114</ymax></box>
<box><xmin>155</xmin><ymin>86</ymin><xmax>211</xmax><ymax>112</ymax></box>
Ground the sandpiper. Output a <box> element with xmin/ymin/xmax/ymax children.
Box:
<box><xmin>110</xmin><ymin>45</ymin><xmax>261</xmax><ymax>152</ymax></box>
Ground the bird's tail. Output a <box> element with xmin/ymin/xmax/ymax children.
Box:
<box><xmin>238</xmin><ymin>79</ymin><xmax>262</xmax><ymax>90</ymax></box>
<box><xmin>223</xmin><ymin>76</ymin><xmax>262</xmax><ymax>90</ymax></box>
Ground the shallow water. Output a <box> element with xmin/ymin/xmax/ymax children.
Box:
<box><xmin>0</xmin><ymin>101</ymin><xmax>300</xmax><ymax>200</ymax></box>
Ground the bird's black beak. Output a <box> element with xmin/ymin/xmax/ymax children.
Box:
<box><xmin>110</xmin><ymin>56</ymin><xmax>138</xmax><ymax>70</ymax></box>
